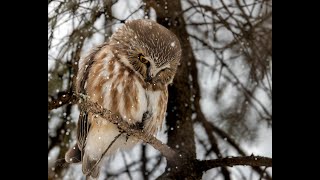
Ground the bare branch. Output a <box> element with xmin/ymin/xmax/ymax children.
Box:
<box><xmin>197</xmin><ymin>116</ymin><xmax>272</xmax><ymax>180</ymax></box>
<box><xmin>78</xmin><ymin>96</ymin><xmax>178</xmax><ymax>162</ymax></box>
<box><xmin>198</xmin><ymin>156</ymin><xmax>272</xmax><ymax>172</ymax></box>
<box><xmin>48</xmin><ymin>91</ymin><xmax>76</xmax><ymax>111</ymax></box>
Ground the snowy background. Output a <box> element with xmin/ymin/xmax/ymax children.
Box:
<box><xmin>48</xmin><ymin>0</ymin><xmax>272</xmax><ymax>179</ymax></box>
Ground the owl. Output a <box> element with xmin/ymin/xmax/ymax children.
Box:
<box><xmin>65</xmin><ymin>19</ymin><xmax>181</xmax><ymax>179</ymax></box>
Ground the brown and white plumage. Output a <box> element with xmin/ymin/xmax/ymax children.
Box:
<box><xmin>65</xmin><ymin>19</ymin><xmax>181</xmax><ymax>179</ymax></box>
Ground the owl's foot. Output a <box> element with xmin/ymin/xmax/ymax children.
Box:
<box><xmin>136</xmin><ymin>121</ymin><xmax>145</xmax><ymax>130</ymax></box>
<box><xmin>78</xmin><ymin>93</ymin><xmax>90</xmax><ymax>103</ymax></box>
<box><xmin>142</xmin><ymin>111</ymin><xmax>152</xmax><ymax>121</ymax></box>
<box><xmin>127</xmin><ymin>111</ymin><xmax>152</xmax><ymax>131</ymax></box>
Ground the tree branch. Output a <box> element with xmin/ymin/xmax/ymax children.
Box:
<box><xmin>78</xmin><ymin>96</ymin><xmax>178</xmax><ymax>162</ymax></box>
<box><xmin>67</xmin><ymin>94</ymin><xmax>272</xmax><ymax>179</ymax></box>
<box><xmin>198</xmin><ymin>156</ymin><xmax>272</xmax><ymax>172</ymax></box>
<box><xmin>197</xmin><ymin>115</ymin><xmax>272</xmax><ymax>180</ymax></box>
<box><xmin>48</xmin><ymin>91</ymin><xmax>77</xmax><ymax>111</ymax></box>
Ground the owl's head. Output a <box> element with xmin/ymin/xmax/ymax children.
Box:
<box><xmin>109</xmin><ymin>19</ymin><xmax>181</xmax><ymax>85</ymax></box>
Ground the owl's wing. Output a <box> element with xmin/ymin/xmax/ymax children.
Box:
<box><xmin>77</xmin><ymin>111</ymin><xmax>90</xmax><ymax>151</ymax></box>
<box><xmin>65</xmin><ymin>110</ymin><xmax>90</xmax><ymax>163</ymax></box>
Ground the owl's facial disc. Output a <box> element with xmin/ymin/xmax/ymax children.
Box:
<box><xmin>111</xmin><ymin>20</ymin><xmax>181</xmax><ymax>84</ymax></box>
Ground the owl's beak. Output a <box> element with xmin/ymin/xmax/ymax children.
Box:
<box><xmin>145</xmin><ymin>61</ymin><xmax>152</xmax><ymax>82</ymax></box>
<box><xmin>146</xmin><ymin>69</ymin><xmax>152</xmax><ymax>82</ymax></box>
<box><xmin>146</xmin><ymin>76</ymin><xmax>152</xmax><ymax>82</ymax></box>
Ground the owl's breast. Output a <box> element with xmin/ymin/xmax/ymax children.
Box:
<box><xmin>86</xmin><ymin>53</ymin><xmax>148</xmax><ymax>124</ymax></box>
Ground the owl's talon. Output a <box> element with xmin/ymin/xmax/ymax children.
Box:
<box><xmin>142</xmin><ymin>111</ymin><xmax>152</xmax><ymax>121</ymax></box>
<box><xmin>137</xmin><ymin>122</ymin><xmax>144</xmax><ymax>130</ymax></box>
<box><xmin>78</xmin><ymin>93</ymin><xmax>90</xmax><ymax>102</ymax></box>
<box><xmin>130</xmin><ymin>122</ymin><xmax>144</xmax><ymax>130</ymax></box>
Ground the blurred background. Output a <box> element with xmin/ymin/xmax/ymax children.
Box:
<box><xmin>48</xmin><ymin>0</ymin><xmax>272</xmax><ymax>179</ymax></box>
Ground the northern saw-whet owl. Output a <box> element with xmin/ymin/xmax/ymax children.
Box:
<box><xmin>65</xmin><ymin>19</ymin><xmax>181</xmax><ymax>179</ymax></box>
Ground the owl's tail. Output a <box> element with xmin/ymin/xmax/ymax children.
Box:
<box><xmin>65</xmin><ymin>144</ymin><xmax>100</xmax><ymax>179</ymax></box>
<box><xmin>82</xmin><ymin>154</ymin><xmax>100</xmax><ymax>179</ymax></box>
<box><xmin>82</xmin><ymin>124</ymin><xmax>123</xmax><ymax>179</ymax></box>
<box><xmin>82</xmin><ymin>134</ymin><xmax>122</xmax><ymax>179</ymax></box>
<box><xmin>65</xmin><ymin>143</ymin><xmax>82</xmax><ymax>163</ymax></box>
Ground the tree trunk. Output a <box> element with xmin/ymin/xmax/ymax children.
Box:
<box><xmin>147</xmin><ymin>0</ymin><xmax>202</xmax><ymax>179</ymax></box>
